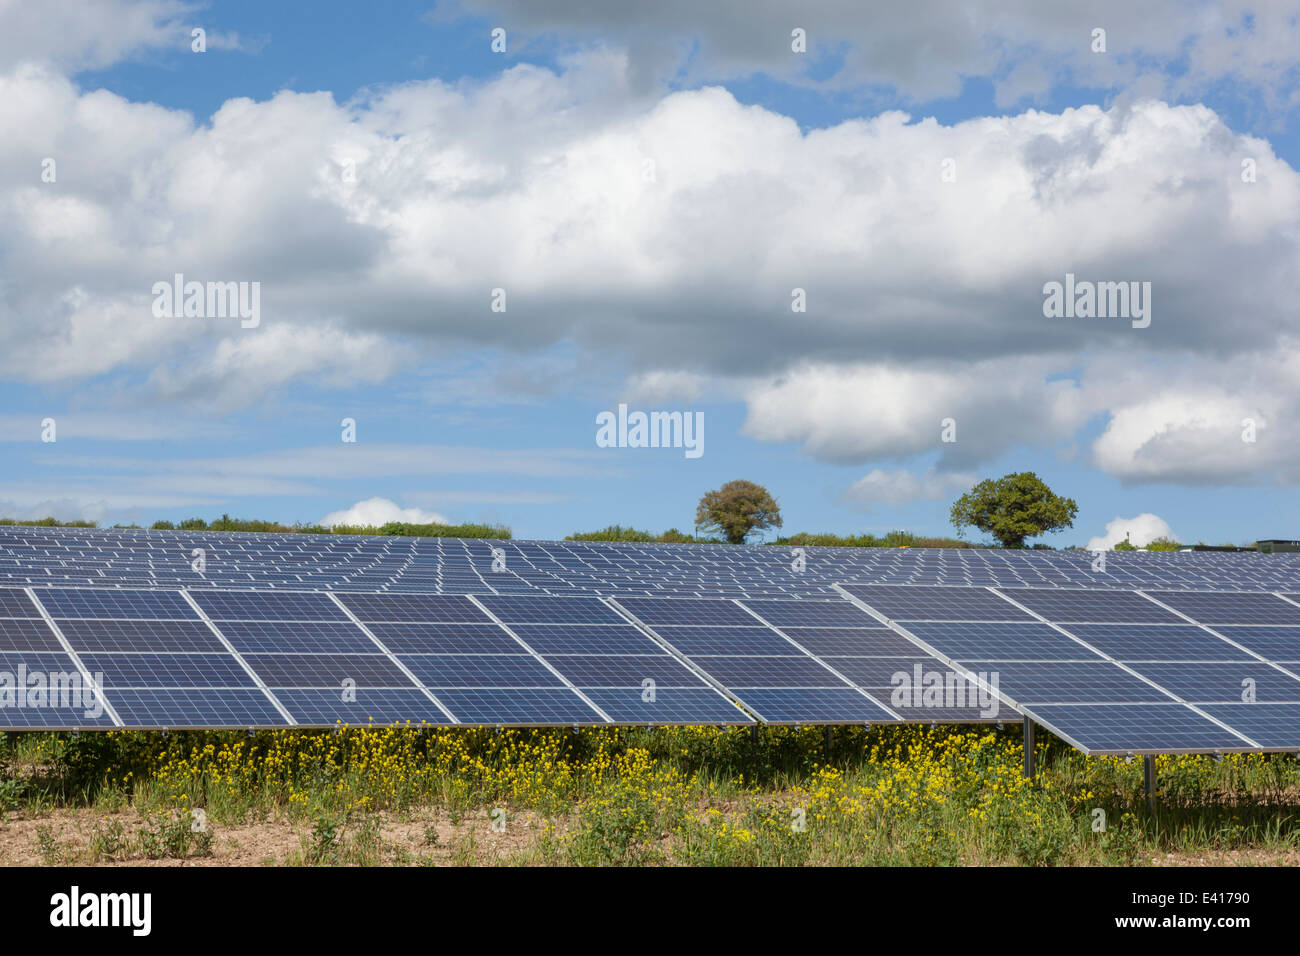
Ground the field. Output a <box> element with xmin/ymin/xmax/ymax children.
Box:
<box><xmin>3</xmin><ymin>725</ymin><xmax>1298</xmax><ymax>866</ymax></box>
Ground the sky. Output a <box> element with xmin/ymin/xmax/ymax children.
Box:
<box><xmin>2</xmin><ymin>1</ymin><xmax>1300</xmax><ymax>547</ymax></box>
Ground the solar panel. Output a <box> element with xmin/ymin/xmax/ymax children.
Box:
<box><xmin>1061</xmin><ymin>624</ymin><xmax>1258</xmax><ymax>662</ymax></box>
<box><xmin>841</xmin><ymin>582</ymin><xmax>1300</xmax><ymax>752</ymax></box>
<box><xmin>37</xmin><ymin>588</ymin><xmax>198</xmax><ymax>620</ymax></box>
<box><xmin>0</xmin><ymin>618</ymin><xmax>65</xmax><ymax>652</ymax></box>
<box><xmin>1147</xmin><ymin>591</ymin><xmax>1300</xmax><ymax>626</ymax></box>
<box><xmin>1122</xmin><ymin>662</ymin><xmax>1300</xmax><ymax>703</ymax></box>
<box><xmin>839</xmin><ymin>584</ymin><xmax>1033</xmax><ymax>622</ymax></box>
<box><xmin>109</xmin><ymin>688</ymin><xmax>290</xmax><ymax>727</ymax></box>
<box><xmin>78</xmin><ymin>653</ymin><xmax>257</xmax><ymax>689</ymax></box>
<box><xmin>272</xmin><ymin>688</ymin><xmax>455</xmax><ymax>726</ymax></box>
<box><xmin>427</xmin><ymin>688</ymin><xmax>606</xmax><ymax>724</ymax></box>
<box><xmin>1025</xmin><ymin>703</ymin><xmax>1254</xmax><ymax>753</ymax></box>
<box><xmin>190</xmin><ymin>590</ymin><xmax>349</xmax><ymax>622</ymax></box>
<box><xmin>0</xmin><ymin>588</ymin><xmax>38</xmax><ymax>617</ymax></box>
<box><xmin>7</xmin><ymin>528</ymin><xmax>1300</xmax><ymax>741</ymax></box>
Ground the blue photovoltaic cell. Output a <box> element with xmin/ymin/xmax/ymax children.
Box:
<box><xmin>1025</xmin><ymin>703</ymin><xmax>1252</xmax><ymax>753</ymax></box>
<box><xmin>1124</xmin><ymin>662</ymin><xmax>1300</xmax><ymax>703</ymax></box>
<box><xmin>0</xmin><ymin>618</ymin><xmax>63</xmax><ymax>652</ymax></box>
<box><xmin>506</xmin><ymin>624</ymin><xmax>665</xmax><ymax>656</ymax></box>
<box><xmin>998</xmin><ymin>587</ymin><xmax>1184</xmax><ymax>624</ymax></box>
<box><xmin>882</xmin><ymin>700</ymin><xmax>1010</xmax><ymax>722</ymax></box>
<box><xmin>338</xmin><ymin>593</ymin><xmax>489</xmax><ymax>623</ymax></box>
<box><xmin>109</xmin><ymin>688</ymin><xmax>289</xmax><ymax>727</ymax></box>
<box><xmin>691</xmin><ymin>656</ymin><xmax>852</xmax><ymax>688</ymax></box>
<box><xmin>399</xmin><ymin>654</ymin><xmax>564</xmax><ymax>689</ymax></box>
<box><xmin>0</xmin><ymin>706</ymin><xmax>117</xmax><ymax>728</ymax></box>
<box><xmin>216</xmin><ymin>621</ymin><xmax>378</xmax><ymax>654</ymax></box>
<box><xmin>840</xmin><ymin>585</ymin><xmax>1034</xmax><ymax>622</ymax></box>
<box><xmin>476</xmin><ymin>595</ymin><xmax>625</xmax><ymax>624</ymax></box>
<box><xmin>822</xmin><ymin>656</ymin><xmax>972</xmax><ymax>688</ymax></box>
<box><xmin>274</xmin><ymin>689</ymin><xmax>453</xmax><ymax>726</ymax></box>
<box><xmin>190</xmin><ymin>590</ymin><xmax>348</xmax><ymax>622</ymax></box>
<box><xmin>1148</xmin><ymin>591</ymin><xmax>1300</xmax><ymax>626</ymax></box>
<box><xmin>79</xmin><ymin>653</ymin><xmax>254</xmax><ymax>689</ymax></box>
<box><xmin>0</xmin><ymin>588</ymin><xmax>37</xmax><ymax>617</ymax></box>
<box><xmin>1062</xmin><ymin>624</ymin><xmax>1255</xmax><ymax>662</ymax></box>
<box><xmin>1198</xmin><ymin>704</ymin><xmax>1300</xmax><ymax>748</ymax></box>
<box><xmin>583</xmin><ymin>687</ymin><xmax>752</xmax><ymax>724</ymax></box>
<box><xmin>650</xmin><ymin>626</ymin><xmax>805</xmax><ymax>657</ymax></box>
<box><xmin>542</xmin><ymin>655</ymin><xmax>707</xmax><ymax>687</ymax></box>
<box><xmin>779</xmin><ymin>627</ymin><xmax>929</xmax><ymax>657</ymax></box>
<box><xmin>364</xmin><ymin>622</ymin><xmax>523</xmax><ymax>655</ymax></box>
<box><xmin>432</xmin><ymin>688</ymin><xmax>605</xmax><ymax>724</ymax></box>
<box><xmin>740</xmin><ymin>599</ymin><xmax>879</xmax><ymax>628</ymax></box>
<box><xmin>242</xmin><ymin>654</ymin><xmax>416</xmax><ymax>688</ymax></box>
<box><xmin>729</xmin><ymin>688</ymin><xmax>896</xmax><ymax>723</ymax></box>
<box><xmin>57</xmin><ymin>619</ymin><xmax>227</xmax><ymax>653</ymax></box>
<box><xmin>955</xmin><ymin>660</ymin><xmax>1169</xmax><ymax>704</ymax></box>
<box><xmin>900</xmin><ymin>621</ymin><xmax>1098</xmax><ymax>661</ymax></box>
<box><xmin>615</xmin><ymin>597</ymin><xmax>757</xmax><ymax>627</ymax></box>
<box><xmin>1209</xmin><ymin>627</ymin><xmax>1300</xmax><ymax>660</ymax></box>
<box><xmin>37</xmin><ymin>588</ymin><xmax>198</xmax><ymax>620</ymax></box>
<box><xmin>0</xmin><ymin>651</ymin><xmax>81</xmax><ymax>678</ymax></box>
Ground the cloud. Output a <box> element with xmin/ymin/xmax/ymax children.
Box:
<box><xmin>320</xmin><ymin>497</ymin><xmax>450</xmax><ymax>528</ymax></box>
<box><xmin>0</xmin><ymin>0</ymin><xmax>194</xmax><ymax>72</ymax></box>
<box><xmin>450</xmin><ymin>0</ymin><xmax>1300</xmax><ymax>106</ymax></box>
<box><xmin>842</xmin><ymin>468</ymin><xmax>977</xmax><ymax>509</ymax></box>
<box><xmin>4</xmin><ymin>55</ymin><xmax>1299</xmax><ymax>414</ymax></box>
<box><xmin>1085</xmin><ymin>512</ymin><xmax>1177</xmax><ymax>550</ymax></box>
<box><xmin>740</xmin><ymin>359</ymin><xmax>1087</xmax><ymax>466</ymax></box>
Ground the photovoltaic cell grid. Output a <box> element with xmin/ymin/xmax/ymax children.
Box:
<box><xmin>474</xmin><ymin>594</ymin><xmax>747</xmax><ymax>724</ymax></box>
<box><xmin>9</xmin><ymin>523</ymin><xmax>1300</xmax><ymax>598</ymax></box>
<box><xmin>610</xmin><ymin>596</ymin><xmax>1002</xmax><ymax>724</ymax></box>
<box><xmin>6</xmin><ymin>572</ymin><xmax>1300</xmax><ymax>750</ymax></box>
<box><xmin>839</xmin><ymin>583</ymin><xmax>1300</xmax><ymax>753</ymax></box>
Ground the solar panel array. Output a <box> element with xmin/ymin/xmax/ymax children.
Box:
<box><xmin>1</xmin><ymin>525</ymin><xmax>1299</xmax><ymax>752</ymax></box>
<box><xmin>840</xmin><ymin>584</ymin><xmax>1300</xmax><ymax>754</ymax></box>
<box><xmin>5</xmin><ymin>524</ymin><xmax>1300</xmax><ymax>597</ymax></box>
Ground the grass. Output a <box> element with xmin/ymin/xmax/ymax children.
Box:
<box><xmin>2</xmin><ymin>725</ymin><xmax>1297</xmax><ymax>866</ymax></box>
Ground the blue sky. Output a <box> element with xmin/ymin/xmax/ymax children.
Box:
<box><xmin>3</xmin><ymin>1</ymin><xmax>1300</xmax><ymax>546</ymax></box>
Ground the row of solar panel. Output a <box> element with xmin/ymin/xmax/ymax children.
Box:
<box><xmin>4</xmin><ymin>526</ymin><xmax>1300</xmax><ymax>598</ymax></box>
<box><xmin>0</xmin><ymin>586</ymin><xmax>1003</xmax><ymax>729</ymax></box>
<box><xmin>841</xmin><ymin>584</ymin><xmax>1300</xmax><ymax>754</ymax></box>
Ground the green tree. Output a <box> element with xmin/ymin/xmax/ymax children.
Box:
<box><xmin>1145</xmin><ymin>536</ymin><xmax>1182</xmax><ymax>551</ymax></box>
<box><xmin>949</xmin><ymin>472</ymin><xmax>1078</xmax><ymax>549</ymax></box>
<box><xmin>695</xmin><ymin>480</ymin><xmax>783</xmax><ymax>545</ymax></box>
<box><xmin>1112</xmin><ymin>539</ymin><xmax>1137</xmax><ymax>551</ymax></box>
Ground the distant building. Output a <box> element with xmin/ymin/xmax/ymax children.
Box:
<box><xmin>1256</xmin><ymin>540</ymin><xmax>1300</xmax><ymax>553</ymax></box>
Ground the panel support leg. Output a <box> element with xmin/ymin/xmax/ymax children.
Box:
<box><xmin>1144</xmin><ymin>754</ymin><xmax>1157</xmax><ymax>812</ymax></box>
<box><xmin>824</xmin><ymin>725</ymin><xmax>831</xmax><ymax>756</ymax></box>
<box><xmin>1022</xmin><ymin>716</ymin><xmax>1035</xmax><ymax>779</ymax></box>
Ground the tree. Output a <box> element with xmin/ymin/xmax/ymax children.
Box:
<box><xmin>949</xmin><ymin>472</ymin><xmax>1078</xmax><ymax>548</ymax></box>
<box><xmin>695</xmin><ymin>480</ymin><xmax>783</xmax><ymax>544</ymax></box>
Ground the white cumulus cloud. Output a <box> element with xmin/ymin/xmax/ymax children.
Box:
<box><xmin>320</xmin><ymin>497</ymin><xmax>451</xmax><ymax>528</ymax></box>
<box><xmin>1085</xmin><ymin>513</ymin><xmax>1178</xmax><ymax>550</ymax></box>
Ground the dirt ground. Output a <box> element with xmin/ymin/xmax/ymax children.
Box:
<box><xmin>0</xmin><ymin>806</ymin><xmax>558</xmax><ymax>866</ymax></box>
